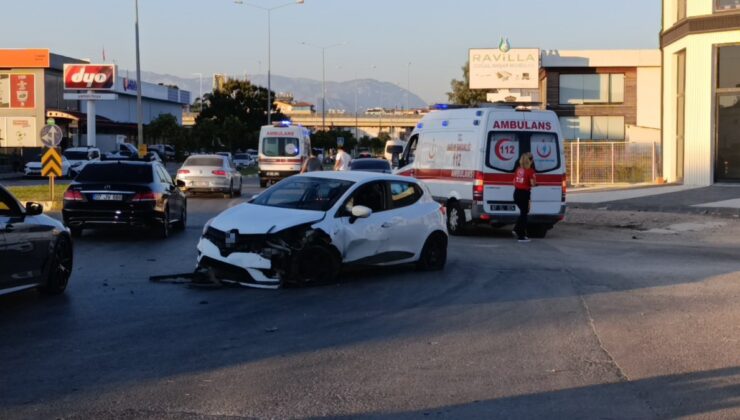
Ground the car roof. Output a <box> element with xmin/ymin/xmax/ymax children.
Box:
<box><xmin>65</xmin><ymin>147</ymin><xmax>99</xmax><ymax>151</ymax></box>
<box><xmin>350</xmin><ymin>158</ymin><xmax>390</xmax><ymax>165</ymax></box>
<box><xmin>295</xmin><ymin>170</ymin><xmax>413</xmax><ymax>183</ymax></box>
<box><xmin>89</xmin><ymin>160</ymin><xmax>154</xmax><ymax>167</ymax></box>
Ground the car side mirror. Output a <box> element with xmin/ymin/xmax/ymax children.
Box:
<box><xmin>176</xmin><ymin>180</ymin><xmax>186</xmax><ymax>188</ymax></box>
<box><xmin>25</xmin><ymin>202</ymin><xmax>43</xmax><ymax>216</ymax></box>
<box><xmin>349</xmin><ymin>205</ymin><xmax>372</xmax><ymax>223</ymax></box>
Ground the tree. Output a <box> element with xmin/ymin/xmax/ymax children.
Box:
<box><xmin>145</xmin><ymin>113</ymin><xmax>182</xmax><ymax>144</ymax></box>
<box><xmin>194</xmin><ymin>78</ymin><xmax>285</xmax><ymax>152</ymax></box>
<box><xmin>447</xmin><ymin>61</ymin><xmax>492</xmax><ymax>106</ymax></box>
<box><xmin>312</xmin><ymin>129</ymin><xmax>356</xmax><ymax>151</ymax></box>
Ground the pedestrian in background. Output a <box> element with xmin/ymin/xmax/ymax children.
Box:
<box><xmin>334</xmin><ymin>146</ymin><xmax>352</xmax><ymax>171</ymax></box>
<box><xmin>301</xmin><ymin>150</ymin><xmax>323</xmax><ymax>173</ymax></box>
<box><xmin>513</xmin><ymin>152</ymin><xmax>536</xmax><ymax>243</ymax></box>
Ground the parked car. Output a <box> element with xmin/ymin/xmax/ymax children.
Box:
<box><xmin>233</xmin><ymin>153</ymin><xmax>256</xmax><ymax>169</ymax></box>
<box><xmin>196</xmin><ymin>171</ymin><xmax>447</xmax><ymax>289</ymax></box>
<box><xmin>216</xmin><ymin>152</ymin><xmax>233</xmax><ymax>161</ymax></box>
<box><xmin>25</xmin><ymin>154</ymin><xmax>71</xmax><ymax>178</ymax></box>
<box><xmin>64</xmin><ymin>147</ymin><xmax>101</xmax><ymax>177</ymax></box>
<box><xmin>0</xmin><ymin>185</ymin><xmax>73</xmax><ymax>296</ymax></box>
<box><xmin>148</xmin><ymin>144</ymin><xmax>175</xmax><ymax>161</ymax></box>
<box><xmin>176</xmin><ymin>154</ymin><xmax>243</xmax><ymax>197</ymax></box>
<box><xmin>104</xmin><ymin>143</ymin><xmax>139</xmax><ymax>160</ymax></box>
<box><xmin>356</xmin><ymin>151</ymin><xmax>373</xmax><ymax>159</ymax></box>
<box><xmin>349</xmin><ymin>158</ymin><xmax>392</xmax><ymax>174</ymax></box>
<box><xmin>62</xmin><ymin>160</ymin><xmax>187</xmax><ymax>238</ymax></box>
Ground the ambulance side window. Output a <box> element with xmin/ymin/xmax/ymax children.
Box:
<box><xmin>402</xmin><ymin>134</ymin><xmax>418</xmax><ymax>166</ymax></box>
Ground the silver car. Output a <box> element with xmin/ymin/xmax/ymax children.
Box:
<box><xmin>176</xmin><ymin>155</ymin><xmax>243</xmax><ymax>197</ymax></box>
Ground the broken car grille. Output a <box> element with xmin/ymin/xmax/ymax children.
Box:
<box><xmin>204</xmin><ymin>226</ymin><xmax>269</xmax><ymax>256</ymax></box>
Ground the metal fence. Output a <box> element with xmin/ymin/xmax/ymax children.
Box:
<box><xmin>565</xmin><ymin>141</ymin><xmax>661</xmax><ymax>186</ymax></box>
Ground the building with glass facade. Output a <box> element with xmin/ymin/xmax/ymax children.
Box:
<box><xmin>662</xmin><ymin>0</ymin><xmax>740</xmax><ymax>184</ymax></box>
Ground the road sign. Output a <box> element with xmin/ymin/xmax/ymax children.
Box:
<box><xmin>63</xmin><ymin>92</ymin><xmax>118</xmax><ymax>100</ymax></box>
<box><xmin>138</xmin><ymin>143</ymin><xmax>148</xmax><ymax>158</ymax></box>
<box><xmin>40</xmin><ymin>124</ymin><xmax>63</xmax><ymax>147</ymax></box>
<box><xmin>41</xmin><ymin>148</ymin><xmax>63</xmax><ymax>177</ymax></box>
<box><xmin>337</xmin><ymin>137</ymin><xmax>345</xmax><ymax>147</ymax></box>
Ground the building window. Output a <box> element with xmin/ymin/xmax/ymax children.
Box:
<box><xmin>715</xmin><ymin>0</ymin><xmax>740</xmax><ymax>12</ymax></box>
<box><xmin>559</xmin><ymin>74</ymin><xmax>625</xmax><ymax>105</ymax></box>
<box><xmin>718</xmin><ymin>45</ymin><xmax>740</xmax><ymax>89</ymax></box>
<box><xmin>715</xmin><ymin>45</ymin><xmax>740</xmax><ymax>181</ymax></box>
<box><xmin>677</xmin><ymin>0</ymin><xmax>687</xmax><ymax>20</ymax></box>
<box><xmin>559</xmin><ymin>116</ymin><xmax>625</xmax><ymax>141</ymax></box>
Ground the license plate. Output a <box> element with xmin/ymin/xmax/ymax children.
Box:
<box><xmin>491</xmin><ymin>204</ymin><xmax>516</xmax><ymax>211</ymax></box>
<box><xmin>93</xmin><ymin>193</ymin><xmax>123</xmax><ymax>201</ymax></box>
<box><xmin>193</xmin><ymin>181</ymin><xmax>208</xmax><ymax>187</ymax></box>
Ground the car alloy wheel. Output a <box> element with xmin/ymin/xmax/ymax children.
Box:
<box><xmin>41</xmin><ymin>235</ymin><xmax>73</xmax><ymax>295</ymax></box>
<box><xmin>416</xmin><ymin>232</ymin><xmax>447</xmax><ymax>271</ymax></box>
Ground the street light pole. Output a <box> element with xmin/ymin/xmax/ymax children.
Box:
<box><xmin>406</xmin><ymin>61</ymin><xmax>411</xmax><ymax>111</ymax></box>
<box><xmin>134</xmin><ymin>0</ymin><xmax>144</xmax><ymax>148</ymax></box>
<box><xmin>299</xmin><ymin>41</ymin><xmax>345</xmax><ymax>131</ymax></box>
<box><xmin>235</xmin><ymin>0</ymin><xmax>304</xmax><ymax>125</ymax></box>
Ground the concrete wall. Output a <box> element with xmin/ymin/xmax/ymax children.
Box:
<box><xmin>637</xmin><ymin>67</ymin><xmax>662</xmax><ymax>129</ymax></box>
<box><xmin>662</xmin><ymin>30</ymin><xmax>740</xmax><ymax>185</ymax></box>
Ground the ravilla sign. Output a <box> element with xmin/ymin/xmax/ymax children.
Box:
<box><xmin>469</xmin><ymin>39</ymin><xmax>540</xmax><ymax>90</ymax></box>
<box><xmin>63</xmin><ymin>64</ymin><xmax>117</xmax><ymax>91</ymax></box>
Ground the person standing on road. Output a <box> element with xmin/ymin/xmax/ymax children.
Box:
<box><xmin>513</xmin><ymin>152</ymin><xmax>536</xmax><ymax>243</ymax></box>
<box><xmin>301</xmin><ymin>150</ymin><xmax>324</xmax><ymax>173</ymax></box>
<box><xmin>334</xmin><ymin>146</ymin><xmax>352</xmax><ymax>171</ymax></box>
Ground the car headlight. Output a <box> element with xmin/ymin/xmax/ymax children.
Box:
<box><xmin>202</xmin><ymin>218</ymin><xmax>215</xmax><ymax>236</ymax></box>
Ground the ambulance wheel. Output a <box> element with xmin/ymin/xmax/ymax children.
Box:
<box><xmin>446</xmin><ymin>202</ymin><xmax>467</xmax><ymax>236</ymax></box>
<box><xmin>528</xmin><ymin>224</ymin><xmax>550</xmax><ymax>238</ymax></box>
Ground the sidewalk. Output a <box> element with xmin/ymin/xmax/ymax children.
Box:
<box><xmin>568</xmin><ymin>184</ymin><xmax>740</xmax><ymax>217</ymax></box>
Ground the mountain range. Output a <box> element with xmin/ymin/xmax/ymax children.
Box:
<box><xmin>136</xmin><ymin>71</ymin><xmax>429</xmax><ymax>113</ymax></box>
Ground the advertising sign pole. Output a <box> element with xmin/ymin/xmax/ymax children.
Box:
<box><xmin>134</xmin><ymin>0</ymin><xmax>144</xmax><ymax>148</ymax></box>
<box><xmin>87</xmin><ymin>90</ymin><xmax>96</xmax><ymax>146</ymax></box>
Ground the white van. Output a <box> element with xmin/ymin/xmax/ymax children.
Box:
<box><xmin>384</xmin><ymin>138</ymin><xmax>406</xmax><ymax>162</ymax></box>
<box><xmin>396</xmin><ymin>105</ymin><xmax>566</xmax><ymax>237</ymax></box>
<box><xmin>258</xmin><ymin>122</ymin><xmax>312</xmax><ymax>188</ymax></box>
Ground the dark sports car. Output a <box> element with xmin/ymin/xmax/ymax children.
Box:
<box><xmin>0</xmin><ymin>185</ymin><xmax>73</xmax><ymax>296</ymax></box>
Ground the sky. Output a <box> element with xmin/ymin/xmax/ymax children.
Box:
<box><xmin>0</xmin><ymin>0</ymin><xmax>661</xmax><ymax>103</ymax></box>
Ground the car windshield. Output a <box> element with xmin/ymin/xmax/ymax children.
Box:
<box><xmin>64</xmin><ymin>151</ymin><xmax>89</xmax><ymax>160</ymax></box>
<box><xmin>76</xmin><ymin>163</ymin><xmax>153</xmax><ymax>183</ymax></box>
<box><xmin>262</xmin><ymin>137</ymin><xmax>300</xmax><ymax>157</ymax></box>
<box><xmin>251</xmin><ymin>177</ymin><xmax>354</xmax><ymax>212</ymax></box>
<box><xmin>185</xmin><ymin>157</ymin><xmax>223</xmax><ymax>167</ymax></box>
<box><xmin>351</xmin><ymin>160</ymin><xmax>390</xmax><ymax>171</ymax></box>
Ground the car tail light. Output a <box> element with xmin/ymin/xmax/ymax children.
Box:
<box><xmin>212</xmin><ymin>169</ymin><xmax>227</xmax><ymax>176</ymax></box>
<box><xmin>132</xmin><ymin>191</ymin><xmax>157</xmax><ymax>202</ymax></box>
<box><xmin>473</xmin><ymin>171</ymin><xmax>484</xmax><ymax>201</ymax></box>
<box><xmin>178</xmin><ymin>169</ymin><xmax>190</xmax><ymax>175</ymax></box>
<box><xmin>63</xmin><ymin>189</ymin><xmax>84</xmax><ymax>201</ymax></box>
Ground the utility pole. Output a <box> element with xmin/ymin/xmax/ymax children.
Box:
<box><xmin>134</xmin><ymin>0</ymin><xmax>144</xmax><ymax>147</ymax></box>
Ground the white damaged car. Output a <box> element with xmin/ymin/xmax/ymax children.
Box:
<box><xmin>196</xmin><ymin>171</ymin><xmax>447</xmax><ymax>288</ymax></box>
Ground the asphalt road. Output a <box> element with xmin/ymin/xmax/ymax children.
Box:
<box><xmin>1</xmin><ymin>181</ymin><xmax>739</xmax><ymax>419</ymax></box>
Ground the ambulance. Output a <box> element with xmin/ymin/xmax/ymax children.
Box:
<box><xmin>258</xmin><ymin>121</ymin><xmax>312</xmax><ymax>188</ymax></box>
<box><xmin>396</xmin><ymin>104</ymin><xmax>566</xmax><ymax>237</ymax></box>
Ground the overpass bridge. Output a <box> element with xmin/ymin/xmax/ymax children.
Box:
<box><xmin>288</xmin><ymin>113</ymin><xmax>423</xmax><ymax>138</ymax></box>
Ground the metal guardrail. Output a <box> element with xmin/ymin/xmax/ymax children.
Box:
<box><xmin>565</xmin><ymin>141</ymin><xmax>661</xmax><ymax>186</ymax></box>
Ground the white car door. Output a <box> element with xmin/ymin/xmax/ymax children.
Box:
<box><xmin>379</xmin><ymin>181</ymin><xmax>429</xmax><ymax>260</ymax></box>
<box><xmin>333</xmin><ymin>180</ymin><xmax>394</xmax><ymax>263</ymax></box>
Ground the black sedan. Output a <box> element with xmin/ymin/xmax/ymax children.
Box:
<box><xmin>349</xmin><ymin>158</ymin><xmax>392</xmax><ymax>173</ymax></box>
<box><xmin>62</xmin><ymin>161</ymin><xmax>187</xmax><ymax>238</ymax></box>
<box><xmin>0</xmin><ymin>185</ymin><xmax>73</xmax><ymax>296</ymax></box>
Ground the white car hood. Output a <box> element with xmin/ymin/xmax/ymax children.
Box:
<box><xmin>210</xmin><ymin>203</ymin><xmax>325</xmax><ymax>234</ymax></box>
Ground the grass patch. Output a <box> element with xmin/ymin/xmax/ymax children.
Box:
<box><xmin>7</xmin><ymin>185</ymin><xmax>66</xmax><ymax>203</ymax></box>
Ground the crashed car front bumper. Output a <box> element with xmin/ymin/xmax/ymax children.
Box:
<box><xmin>196</xmin><ymin>238</ymin><xmax>281</xmax><ymax>289</ymax></box>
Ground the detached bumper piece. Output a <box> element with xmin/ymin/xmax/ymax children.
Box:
<box><xmin>198</xmin><ymin>256</ymin><xmax>280</xmax><ymax>290</ymax></box>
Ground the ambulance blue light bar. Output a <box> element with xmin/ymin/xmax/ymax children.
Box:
<box><xmin>273</xmin><ymin>120</ymin><xmax>292</xmax><ymax>127</ymax></box>
<box><xmin>432</xmin><ymin>103</ymin><xmax>467</xmax><ymax>110</ymax></box>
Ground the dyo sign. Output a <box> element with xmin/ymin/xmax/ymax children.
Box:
<box><xmin>63</xmin><ymin>64</ymin><xmax>116</xmax><ymax>91</ymax></box>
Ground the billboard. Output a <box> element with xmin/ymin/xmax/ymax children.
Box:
<box><xmin>469</xmin><ymin>44</ymin><xmax>540</xmax><ymax>90</ymax></box>
<box><xmin>9</xmin><ymin>74</ymin><xmax>35</xmax><ymax>108</ymax></box>
<box><xmin>0</xmin><ymin>74</ymin><xmax>8</xmax><ymax>108</ymax></box>
<box><xmin>7</xmin><ymin>117</ymin><xmax>36</xmax><ymax>147</ymax></box>
<box><xmin>0</xmin><ymin>117</ymin><xmax>6</xmax><ymax>147</ymax></box>
<box><xmin>63</xmin><ymin>64</ymin><xmax>116</xmax><ymax>90</ymax></box>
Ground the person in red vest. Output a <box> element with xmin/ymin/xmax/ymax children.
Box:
<box><xmin>513</xmin><ymin>152</ymin><xmax>537</xmax><ymax>243</ymax></box>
